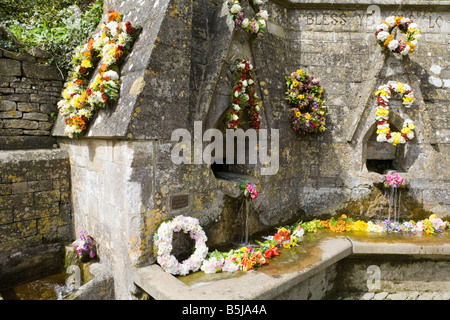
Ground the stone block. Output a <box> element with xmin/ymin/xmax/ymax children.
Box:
<box><xmin>0</xmin><ymin>111</ymin><xmax>22</xmax><ymax>119</ymax></box>
<box><xmin>0</xmin><ymin>58</ymin><xmax>21</xmax><ymax>76</ymax></box>
<box><xmin>17</xmin><ymin>102</ymin><xmax>39</xmax><ymax>112</ymax></box>
<box><xmin>0</xmin><ymin>100</ymin><xmax>16</xmax><ymax>112</ymax></box>
<box><xmin>22</xmin><ymin>112</ymin><xmax>48</xmax><ymax>121</ymax></box>
<box><xmin>3</xmin><ymin>119</ymin><xmax>39</xmax><ymax>130</ymax></box>
<box><xmin>21</xmin><ymin>61</ymin><xmax>62</xmax><ymax>81</ymax></box>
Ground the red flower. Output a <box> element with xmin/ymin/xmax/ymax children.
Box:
<box><xmin>264</xmin><ymin>247</ymin><xmax>279</xmax><ymax>259</ymax></box>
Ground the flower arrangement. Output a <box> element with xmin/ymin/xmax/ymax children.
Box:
<box><xmin>386</xmin><ymin>173</ymin><xmax>404</xmax><ymax>187</ymax></box>
<box><xmin>57</xmin><ymin>10</ymin><xmax>140</xmax><ymax>138</ymax></box>
<box><xmin>375</xmin><ymin>16</ymin><xmax>421</xmax><ymax>55</ymax></box>
<box><xmin>375</xmin><ymin>81</ymin><xmax>415</xmax><ymax>146</ymax></box>
<box><xmin>311</xmin><ymin>214</ymin><xmax>449</xmax><ymax>235</ymax></box>
<box><xmin>200</xmin><ymin>225</ymin><xmax>304</xmax><ymax>274</ymax></box>
<box><xmin>167</xmin><ymin>213</ymin><xmax>449</xmax><ymax>276</ymax></box>
<box><xmin>226</xmin><ymin>59</ymin><xmax>262</xmax><ymax>130</ymax></box>
<box><xmin>285</xmin><ymin>69</ymin><xmax>327</xmax><ymax>134</ymax></box>
<box><xmin>227</xmin><ymin>0</ymin><xmax>269</xmax><ymax>38</ymax></box>
<box><xmin>239</xmin><ymin>180</ymin><xmax>258</xmax><ymax>199</ymax></box>
<box><xmin>153</xmin><ymin>215</ymin><xmax>209</xmax><ymax>276</ymax></box>
<box><xmin>73</xmin><ymin>231</ymin><xmax>96</xmax><ymax>261</ymax></box>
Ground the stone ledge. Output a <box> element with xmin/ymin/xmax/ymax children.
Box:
<box><xmin>133</xmin><ymin>232</ymin><xmax>450</xmax><ymax>300</ymax></box>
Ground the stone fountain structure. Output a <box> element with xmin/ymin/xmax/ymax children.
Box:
<box><xmin>1</xmin><ymin>0</ymin><xmax>449</xmax><ymax>299</ymax></box>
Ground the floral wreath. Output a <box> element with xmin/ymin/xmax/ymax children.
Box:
<box><xmin>285</xmin><ymin>69</ymin><xmax>327</xmax><ymax>134</ymax></box>
<box><xmin>153</xmin><ymin>215</ymin><xmax>208</xmax><ymax>276</ymax></box>
<box><xmin>226</xmin><ymin>59</ymin><xmax>262</xmax><ymax>130</ymax></box>
<box><xmin>375</xmin><ymin>81</ymin><xmax>415</xmax><ymax>146</ymax></box>
<box><xmin>57</xmin><ymin>11</ymin><xmax>140</xmax><ymax>138</ymax></box>
<box><xmin>227</xmin><ymin>0</ymin><xmax>269</xmax><ymax>38</ymax></box>
<box><xmin>375</xmin><ymin>16</ymin><xmax>421</xmax><ymax>56</ymax></box>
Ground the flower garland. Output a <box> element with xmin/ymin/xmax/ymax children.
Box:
<box><xmin>154</xmin><ymin>215</ymin><xmax>209</xmax><ymax>276</ymax></box>
<box><xmin>285</xmin><ymin>69</ymin><xmax>327</xmax><ymax>134</ymax></box>
<box><xmin>227</xmin><ymin>0</ymin><xmax>269</xmax><ymax>38</ymax></box>
<box><xmin>174</xmin><ymin>213</ymin><xmax>449</xmax><ymax>275</ymax></box>
<box><xmin>375</xmin><ymin>16</ymin><xmax>421</xmax><ymax>55</ymax></box>
<box><xmin>375</xmin><ymin>81</ymin><xmax>415</xmax><ymax>146</ymax></box>
<box><xmin>57</xmin><ymin>11</ymin><xmax>140</xmax><ymax>138</ymax></box>
<box><xmin>226</xmin><ymin>59</ymin><xmax>262</xmax><ymax>130</ymax></box>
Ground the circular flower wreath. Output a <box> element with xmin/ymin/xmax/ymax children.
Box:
<box><xmin>57</xmin><ymin>11</ymin><xmax>140</xmax><ymax>138</ymax></box>
<box><xmin>375</xmin><ymin>16</ymin><xmax>421</xmax><ymax>56</ymax></box>
<box><xmin>153</xmin><ymin>215</ymin><xmax>208</xmax><ymax>276</ymax></box>
<box><xmin>375</xmin><ymin>81</ymin><xmax>415</xmax><ymax>146</ymax></box>
<box><xmin>285</xmin><ymin>69</ymin><xmax>327</xmax><ymax>134</ymax></box>
<box><xmin>226</xmin><ymin>59</ymin><xmax>262</xmax><ymax>130</ymax></box>
<box><xmin>227</xmin><ymin>0</ymin><xmax>269</xmax><ymax>38</ymax></box>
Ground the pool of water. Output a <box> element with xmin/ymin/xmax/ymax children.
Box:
<box><xmin>0</xmin><ymin>273</ymin><xmax>73</xmax><ymax>300</ymax></box>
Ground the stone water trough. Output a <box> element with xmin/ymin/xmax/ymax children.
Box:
<box><xmin>134</xmin><ymin>231</ymin><xmax>450</xmax><ymax>300</ymax></box>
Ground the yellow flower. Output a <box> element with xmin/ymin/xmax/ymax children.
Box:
<box><xmin>293</xmin><ymin>80</ymin><xmax>299</xmax><ymax>88</ymax></box>
<box><xmin>295</xmin><ymin>111</ymin><xmax>301</xmax><ymax>118</ymax></box>
<box><xmin>376</xmin><ymin>89</ymin><xmax>390</xmax><ymax>96</ymax></box>
<box><xmin>392</xmin><ymin>132</ymin><xmax>401</xmax><ymax>146</ymax></box>
<box><xmin>341</xmin><ymin>214</ymin><xmax>347</xmax><ymax>219</ymax></box>
<box><xmin>353</xmin><ymin>220</ymin><xmax>368</xmax><ymax>232</ymax></box>
<box><xmin>297</xmin><ymin>94</ymin><xmax>304</xmax><ymax>100</ymax></box>
<box><xmin>397</xmin><ymin>82</ymin><xmax>404</xmax><ymax>94</ymax></box>
<box><xmin>304</xmin><ymin>113</ymin><xmax>311</xmax><ymax>120</ymax></box>
<box><xmin>408</xmin><ymin>123</ymin><xmax>415</xmax><ymax>130</ymax></box>
<box><xmin>429</xmin><ymin>214</ymin><xmax>438</xmax><ymax>220</ymax></box>
<box><xmin>376</xmin><ymin>108</ymin><xmax>389</xmax><ymax>117</ymax></box>
<box><xmin>401</xmin><ymin>127</ymin><xmax>411</xmax><ymax>134</ymax></box>
<box><xmin>403</xmin><ymin>96</ymin><xmax>414</xmax><ymax>104</ymax></box>
<box><xmin>296</xmin><ymin>69</ymin><xmax>303</xmax><ymax>74</ymax></box>
<box><xmin>81</xmin><ymin>59</ymin><xmax>93</xmax><ymax>69</ymax></box>
<box><xmin>319</xmin><ymin>125</ymin><xmax>325</xmax><ymax>132</ymax></box>
<box><xmin>239</xmin><ymin>246</ymin><xmax>247</xmax><ymax>252</ymax></box>
<box><xmin>377</xmin><ymin>127</ymin><xmax>390</xmax><ymax>135</ymax></box>
<box><xmin>283</xmin><ymin>242</ymin><xmax>291</xmax><ymax>249</ymax></box>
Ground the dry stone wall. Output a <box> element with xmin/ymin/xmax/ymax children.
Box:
<box><xmin>0</xmin><ymin>48</ymin><xmax>63</xmax><ymax>150</ymax></box>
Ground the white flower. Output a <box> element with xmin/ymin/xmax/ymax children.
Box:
<box><xmin>406</xmin><ymin>131</ymin><xmax>414</xmax><ymax>140</ymax></box>
<box><xmin>376</xmin><ymin>23</ymin><xmax>389</xmax><ymax>31</ymax></box>
<box><xmin>103</xmin><ymin>70</ymin><xmax>120</xmax><ymax>80</ymax></box>
<box><xmin>253</xmin><ymin>0</ymin><xmax>263</xmax><ymax>5</ymax></box>
<box><xmin>258</xmin><ymin>9</ymin><xmax>269</xmax><ymax>21</ymax></box>
<box><xmin>229</xmin><ymin>4</ymin><xmax>241</xmax><ymax>14</ymax></box>
<box><xmin>388</xmin><ymin>39</ymin><xmax>399</xmax><ymax>51</ymax></box>
<box><xmin>377</xmin><ymin>31</ymin><xmax>390</xmax><ymax>42</ymax></box>
<box><xmin>385</xmin><ymin>16</ymin><xmax>396</xmax><ymax>26</ymax></box>
<box><xmin>377</xmin><ymin>133</ymin><xmax>387</xmax><ymax>142</ymax></box>
<box><xmin>242</xmin><ymin>18</ymin><xmax>249</xmax><ymax>28</ymax></box>
<box><xmin>408</xmin><ymin>23</ymin><xmax>418</xmax><ymax>30</ymax></box>
<box><xmin>232</xmin><ymin>114</ymin><xmax>239</xmax><ymax>121</ymax></box>
<box><xmin>233</xmin><ymin>104</ymin><xmax>240</xmax><ymax>111</ymax></box>
<box><xmin>241</xmin><ymin>80</ymin><xmax>248</xmax><ymax>87</ymax></box>
<box><xmin>400</xmin><ymin>45</ymin><xmax>410</xmax><ymax>55</ymax></box>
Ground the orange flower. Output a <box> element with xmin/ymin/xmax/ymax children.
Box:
<box><xmin>394</xmin><ymin>16</ymin><xmax>402</xmax><ymax>26</ymax></box>
<box><xmin>384</xmin><ymin>35</ymin><xmax>394</xmax><ymax>46</ymax></box>
<box><xmin>100</xmin><ymin>64</ymin><xmax>108</xmax><ymax>72</ymax></box>
<box><xmin>108</xmin><ymin>10</ymin><xmax>121</xmax><ymax>22</ymax></box>
<box><xmin>87</xmin><ymin>39</ymin><xmax>95</xmax><ymax>51</ymax></box>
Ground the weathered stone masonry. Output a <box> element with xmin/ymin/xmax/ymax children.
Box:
<box><xmin>0</xmin><ymin>47</ymin><xmax>63</xmax><ymax>150</ymax></box>
<box><xmin>0</xmin><ymin>49</ymin><xmax>72</xmax><ymax>288</ymax></box>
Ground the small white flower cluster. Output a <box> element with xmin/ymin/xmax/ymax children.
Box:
<box><xmin>154</xmin><ymin>215</ymin><xmax>208</xmax><ymax>276</ymax></box>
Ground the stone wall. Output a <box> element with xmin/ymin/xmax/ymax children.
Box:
<box><xmin>0</xmin><ymin>149</ymin><xmax>72</xmax><ymax>288</ymax></box>
<box><xmin>0</xmin><ymin>48</ymin><xmax>63</xmax><ymax>150</ymax></box>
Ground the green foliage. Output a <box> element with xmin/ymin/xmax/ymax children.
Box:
<box><xmin>0</xmin><ymin>0</ymin><xmax>103</xmax><ymax>73</ymax></box>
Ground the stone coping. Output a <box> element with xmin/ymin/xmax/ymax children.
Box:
<box><xmin>277</xmin><ymin>0</ymin><xmax>450</xmax><ymax>6</ymax></box>
<box><xmin>0</xmin><ymin>148</ymin><xmax>68</xmax><ymax>162</ymax></box>
<box><xmin>133</xmin><ymin>231</ymin><xmax>450</xmax><ymax>300</ymax></box>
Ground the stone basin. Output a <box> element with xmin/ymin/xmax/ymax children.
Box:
<box><xmin>133</xmin><ymin>230</ymin><xmax>450</xmax><ymax>300</ymax></box>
